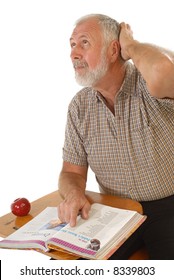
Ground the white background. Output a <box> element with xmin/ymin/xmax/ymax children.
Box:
<box><xmin>0</xmin><ymin>0</ymin><xmax>173</xmax><ymax>263</ymax></box>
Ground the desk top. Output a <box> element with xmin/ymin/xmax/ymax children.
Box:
<box><xmin>0</xmin><ymin>190</ymin><xmax>143</xmax><ymax>260</ymax></box>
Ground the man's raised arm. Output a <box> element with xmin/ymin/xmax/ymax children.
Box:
<box><xmin>119</xmin><ymin>22</ymin><xmax>174</xmax><ymax>99</ymax></box>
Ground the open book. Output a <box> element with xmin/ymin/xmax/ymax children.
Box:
<box><xmin>0</xmin><ymin>204</ymin><xmax>146</xmax><ymax>259</ymax></box>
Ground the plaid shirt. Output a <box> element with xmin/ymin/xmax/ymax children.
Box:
<box><xmin>63</xmin><ymin>62</ymin><xmax>174</xmax><ymax>201</ymax></box>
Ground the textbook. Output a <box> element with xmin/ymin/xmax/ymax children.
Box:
<box><xmin>0</xmin><ymin>204</ymin><xmax>146</xmax><ymax>259</ymax></box>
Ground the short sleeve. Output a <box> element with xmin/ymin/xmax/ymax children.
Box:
<box><xmin>62</xmin><ymin>99</ymin><xmax>88</xmax><ymax>166</ymax></box>
<box><xmin>138</xmin><ymin>72</ymin><xmax>174</xmax><ymax>112</ymax></box>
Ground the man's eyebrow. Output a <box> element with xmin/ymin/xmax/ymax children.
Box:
<box><xmin>70</xmin><ymin>35</ymin><xmax>89</xmax><ymax>41</ymax></box>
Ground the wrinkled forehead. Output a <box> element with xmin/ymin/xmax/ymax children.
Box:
<box><xmin>70</xmin><ymin>18</ymin><xmax>103</xmax><ymax>41</ymax></box>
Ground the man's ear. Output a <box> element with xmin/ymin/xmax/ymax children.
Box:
<box><xmin>109</xmin><ymin>40</ymin><xmax>121</xmax><ymax>62</ymax></box>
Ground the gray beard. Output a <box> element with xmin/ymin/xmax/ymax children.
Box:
<box><xmin>74</xmin><ymin>50</ymin><xmax>108</xmax><ymax>87</ymax></box>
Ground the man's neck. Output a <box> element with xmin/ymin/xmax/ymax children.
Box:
<box><xmin>93</xmin><ymin>62</ymin><xmax>127</xmax><ymax>112</ymax></box>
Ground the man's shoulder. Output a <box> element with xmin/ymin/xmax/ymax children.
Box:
<box><xmin>67</xmin><ymin>87</ymin><xmax>98</xmax><ymax>125</ymax></box>
<box><xmin>76</xmin><ymin>86</ymin><xmax>95</xmax><ymax>98</ymax></box>
<box><xmin>70</xmin><ymin>87</ymin><xmax>97</xmax><ymax>106</ymax></box>
<box><xmin>125</xmin><ymin>62</ymin><xmax>142</xmax><ymax>83</ymax></box>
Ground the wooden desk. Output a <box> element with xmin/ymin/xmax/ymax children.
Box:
<box><xmin>0</xmin><ymin>190</ymin><xmax>144</xmax><ymax>260</ymax></box>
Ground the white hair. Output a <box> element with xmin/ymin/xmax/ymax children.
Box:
<box><xmin>75</xmin><ymin>14</ymin><xmax>120</xmax><ymax>46</ymax></box>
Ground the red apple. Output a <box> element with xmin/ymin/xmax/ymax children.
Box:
<box><xmin>11</xmin><ymin>198</ymin><xmax>31</xmax><ymax>216</ymax></box>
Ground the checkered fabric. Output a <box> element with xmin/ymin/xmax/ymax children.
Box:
<box><xmin>63</xmin><ymin>62</ymin><xmax>174</xmax><ymax>201</ymax></box>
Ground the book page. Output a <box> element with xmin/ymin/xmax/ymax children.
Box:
<box><xmin>47</xmin><ymin>203</ymin><xmax>140</xmax><ymax>258</ymax></box>
<box><xmin>0</xmin><ymin>207</ymin><xmax>63</xmax><ymax>251</ymax></box>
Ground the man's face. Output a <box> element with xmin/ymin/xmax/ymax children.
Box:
<box><xmin>70</xmin><ymin>19</ymin><xmax>109</xmax><ymax>87</ymax></box>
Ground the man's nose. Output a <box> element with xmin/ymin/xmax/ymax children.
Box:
<box><xmin>70</xmin><ymin>46</ymin><xmax>83</xmax><ymax>60</ymax></box>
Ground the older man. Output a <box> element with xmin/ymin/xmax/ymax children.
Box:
<box><xmin>58</xmin><ymin>14</ymin><xmax>174</xmax><ymax>259</ymax></box>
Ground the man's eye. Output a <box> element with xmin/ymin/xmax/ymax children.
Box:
<box><xmin>82</xmin><ymin>40</ymin><xmax>89</xmax><ymax>46</ymax></box>
<box><xmin>71</xmin><ymin>42</ymin><xmax>76</xmax><ymax>48</ymax></box>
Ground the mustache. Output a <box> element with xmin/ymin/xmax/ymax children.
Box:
<box><xmin>73</xmin><ymin>60</ymin><xmax>88</xmax><ymax>69</ymax></box>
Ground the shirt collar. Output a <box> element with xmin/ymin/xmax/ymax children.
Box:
<box><xmin>93</xmin><ymin>62</ymin><xmax>135</xmax><ymax>103</ymax></box>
